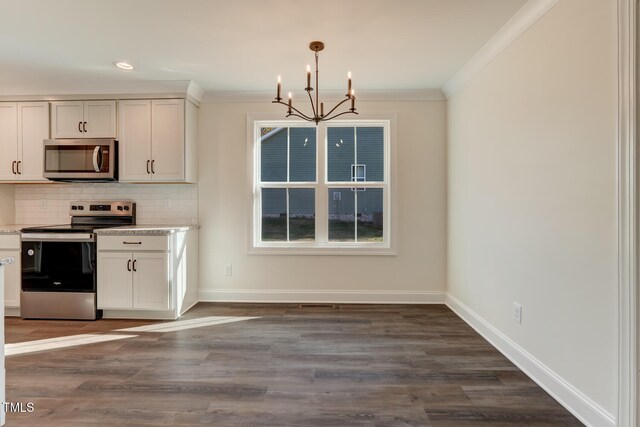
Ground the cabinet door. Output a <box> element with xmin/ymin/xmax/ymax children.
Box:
<box><xmin>133</xmin><ymin>252</ymin><xmax>170</xmax><ymax>310</ymax></box>
<box><xmin>97</xmin><ymin>252</ymin><xmax>133</xmax><ymax>309</ymax></box>
<box><xmin>0</xmin><ymin>103</ymin><xmax>18</xmax><ymax>181</ymax></box>
<box><xmin>118</xmin><ymin>100</ymin><xmax>152</xmax><ymax>182</ymax></box>
<box><xmin>0</xmin><ymin>250</ymin><xmax>21</xmax><ymax>308</ymax></box>
<box><xmin>151</xmin><ymin>99</ymin><xmax>184</xmax><ymax>181</ymax></box>
<box><xmin>84</xmin><ymin>100</ymin><xmax>116</xmax><ymax>138</ymax></box>
<box><xmin>17</xmin><ymin>102</ymin><xmax>49</xmax><ymax>182</ymax></box>
<box><xmin>51</xmin><ymin>101</ymin><xmax>84</xmax><ymax>138</ymax></box>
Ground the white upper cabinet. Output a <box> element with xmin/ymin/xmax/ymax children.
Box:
<box><xmin>51</xmin><ymin>100</ymin><xmax>116</xmax><ymax>139</ymax></box>
<box><xmin>118</xmin><ymin>99</ymin><xmax>197</xmax><ymax>183</ymax></box>
<box><xmin>119</xmin><ymin>100</ymin><xmax>152</xmax><ymax>181</ymax></box>
<box><xmin>0</xmin><ymin>103</ymin><xmax>18</xmax><ymax>181</ymax></box>
<box><xmin>18</xmin><ymin>102</ymin><xmax>50</xmax><ymax>181</ymax></box>
<box><xmin>0</xmin><ymin>102</ymin><xmax>49</xmax><ymax>182</ymax></box>
<box><xmin>151</xmin><ymin>100</ymin><xmax>185</xmax><ymax>181</ymax></box>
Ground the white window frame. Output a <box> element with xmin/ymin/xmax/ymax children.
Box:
<box><xmin>247</xmin><ymin>113</ymin><xmax>397</xmax><ymax>255</ymax></box>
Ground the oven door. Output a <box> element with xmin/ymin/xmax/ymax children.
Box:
<box><xmin>43</xmin><ymin>139</ymin><xmax>117</xmax><ymax>181</ymax></box>
<box><xmin>21</xmin><ymin>233</ymin><xmax>96</xmax><ymax>292</ymax></box>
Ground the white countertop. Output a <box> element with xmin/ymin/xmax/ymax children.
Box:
<box><xmin>94</xmin><ymin>224</ymin><xmax>200</xmax><ymax>235</ymax></box>
<box><xmin>0</xmin><ymin>225</ymin><xmax>28</xmax><ymax>234</ymax></box>
<box><xmin>0</xmin><ymin>224</ymin><xmax>199</xmax><ymax>235</ymax></box>
<box><xmin>0</xmin><ymin>257</ymin><xmax>14</xmax><ymax>266</ymax></box>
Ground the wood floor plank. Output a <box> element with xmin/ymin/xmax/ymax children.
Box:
<box><xmin>4</xmin><ymin>303</ymin><xmax>583</xmax><ymax>426</ymax></box>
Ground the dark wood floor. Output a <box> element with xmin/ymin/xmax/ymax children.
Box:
<box><xmin>4</xmin><ymin>303</ymin><xmax>583</xmax><ymax>426</ymax></box>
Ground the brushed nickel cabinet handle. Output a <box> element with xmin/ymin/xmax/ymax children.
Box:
<box><xmin>17</xmin><ymin>161</ymin><xmax>21</xmax><ymax>175</ymax></box>
<box><xmin>146</xmin><ymin>160</ymin><xmax>150</xmax><ymax>174</ymax></box>
<box><xmin>123</xmin><ymin>241</ymin><xmax>142</xmax><ymax>245</ymax></box>
<box><xmin>78</xmin><ymin>121</ymin><xmax>82</xmax><ymax>133</ymax></box>
<box><xmin>151</xmin><ymin>160</ymin><xmax>155</xmax><ymax>174</ymax></box>
<box><xmin>11</xmin><ymin>161</ymin><xmax>16</xmax><ymax>175</ymax></box>
<box><xmin>83</xmin><ymin>121</ymin><xmax>87</xmax><ymax>133</ymax></box>
<box><xmin>127</xmin><ymin>259</ymin><xmax>132</xmax><ymax>272</ymax></box>
<box><xmin>132</xmin><ymin>259</ymin><xmax>137</xmax><ymax>272</ymax></box>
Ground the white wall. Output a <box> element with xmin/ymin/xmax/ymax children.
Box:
<box><xmin>447</xmin><ymin>0</ymin><xmax>617</xmax><ymax>419</ymax></box>
<box><xmin>0</xmin><ymin>185</ymin><xmax>15</xmax><ymax>224</ymax></box>
<box><xmin>198</xmin><ymin>100</ymin><xmax>446</xmax><ymax>301</ymax></box>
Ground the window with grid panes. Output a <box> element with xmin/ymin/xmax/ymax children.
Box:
<box><xmin>252</xmin><ymin>119</ymin><xmax>392</xmax><ymax>254</ymax></box>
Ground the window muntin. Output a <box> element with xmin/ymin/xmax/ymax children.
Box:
<box><xmin>253</xmin><ymin>120</ymin><xmax>391</xmax><ymax>252</ymax></box>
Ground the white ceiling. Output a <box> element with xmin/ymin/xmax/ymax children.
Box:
<box><xmin>0</xmin><ymin>0</ymin><xmax>527</xmax><ymax>96</ymax></box>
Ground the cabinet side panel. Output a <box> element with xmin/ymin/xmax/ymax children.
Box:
<box><xmin>185</xmin><ymin>101</ymin><xmax>198</xmax><ymax>183</ymax></box>
<box><xmin>0</xmin><ymin>250</ymin><xmax>20</xmax><ymax>309</ymax></box>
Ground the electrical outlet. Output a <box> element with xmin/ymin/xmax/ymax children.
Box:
<box><xmin>224</xmin><ymin>265</ymin><xmax>232</xmax><ymax>276</ymax></box>
<box><xmin>513</xmin><ymin>302</ymin><xmax>522</xmax><ymax>324</ymax></box>
<box><xmin>40</xmin><ymin>199</ymin><xmax>47</xmax><ymax>209</ymax></box>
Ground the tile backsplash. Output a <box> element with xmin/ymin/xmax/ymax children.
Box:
<box><xmin>15</xmin><ymin>183</ymin><xmax>198</xmax><ymax>225</ymax></box>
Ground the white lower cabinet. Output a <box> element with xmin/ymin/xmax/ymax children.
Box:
<box><xmin>98</xmin><ymin>250</ymin><xmax>170</xmax><ymax>311</ymax></box>
<box><xmin>133</xmin><ymin>252</ymin><xmax>169</xmax><ymax>310</ymax></box>
<box><xmin>97</xmin><ymin>230</ymin><xmax>198</xmax><ymax>319</ymax></box>
<box><xmin>0</xmin><ymin>235</ymin><xmax>21</xmax><ymax>310</ymax></box>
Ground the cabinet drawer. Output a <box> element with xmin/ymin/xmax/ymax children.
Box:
<box><xmin>0</xmin><ymin>234</ymin><xmax>20</xmax><ymax>250</ymax></box>
<box><xmin>98</xmin><ymin>235</ymin><xmax>169</xmax><ymax>252</ymax></box>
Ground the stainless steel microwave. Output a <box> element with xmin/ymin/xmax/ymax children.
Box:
<box><xmin>43</xmin><ymin>139</ymin><xmax>117</xmax><ymax>182</ymax></box>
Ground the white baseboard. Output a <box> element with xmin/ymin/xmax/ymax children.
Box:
<box><xmin>5</xmin><ymin>307</ymin><xmax>20</xmax><ymax>317</ymax></box>
<box><xmin>198</xmin><ymin>289</ymin><xmax>446</xmax><ymax>304</ymax></box>
<box><xmin>445</xmin><ymin>293</ymin><xmax>615</xmax><ymax>427</ymax></box>
<box><xmin>102</xmin><ymin>310</ymin><xmax>178</xmax><ymax>320</ymax></box>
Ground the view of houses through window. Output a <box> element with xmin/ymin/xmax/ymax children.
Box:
<box><xmin>255</xmin><ymin>121</ymin><xmax>389</xmax><ymax>249</ymax></box>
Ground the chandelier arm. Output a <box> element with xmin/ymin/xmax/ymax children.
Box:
<box><xmin>286</xmin><ymin>113</ymin><xmax>314</xmax><ymax>122</ymax></box>
<box><xmin>321</xmin><ymin>110</ymin><xmax>359</xmax><ymax>122</ymax></box>
<box><xmin>272</xmin><ymin>100</ymin><xmax>314</xmax><ymax>121</ymax></box>
<box><xmin>322</xmin><ymin>96</ymin><xmax>353</xmax><ymax>118</ymax></box>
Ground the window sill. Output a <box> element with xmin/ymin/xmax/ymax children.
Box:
<box><xmin>248</xmin><ymin>244</ymin><xmax>397</xmax><ymax>256</ymax></box>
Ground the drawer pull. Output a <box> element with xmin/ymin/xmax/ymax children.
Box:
<box><xmin>123</xmin><ymin>241</ymin><xmax>142</xmax><ymax>245</ymax></box>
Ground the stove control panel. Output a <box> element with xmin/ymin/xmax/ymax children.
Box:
<box><xmin>69</xmin><ymin>201</ymin><xmax>135</xmax><ymax>216</ymax></box>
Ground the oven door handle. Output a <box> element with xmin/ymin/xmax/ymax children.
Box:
<box><xmin>21</xmin><ymin>233</ymin><xmax>95</xmax><ymax>242</ymax></box>
<box><xmin>92</xmin><ymin>146</ymin><xmax>102</xmax><ymax>172</ymax></box>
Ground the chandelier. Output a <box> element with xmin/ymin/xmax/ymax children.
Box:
<box><xmin>272</xmin><ymin>41</ymin><xmax>357</xmax><ymax>124</ymax></box>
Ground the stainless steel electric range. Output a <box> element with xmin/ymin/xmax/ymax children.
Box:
<box><xmin>20</xmin><ymin>201</ymin><xmax>135</xmax><ymax>320</ymax></box>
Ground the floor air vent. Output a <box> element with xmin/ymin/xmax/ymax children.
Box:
<box><xmin>299</xmin><ymin>304</ymin><xmax>337</xmax><ymax>309</ymax></box>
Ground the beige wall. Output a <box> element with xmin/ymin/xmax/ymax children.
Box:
<box><xmin>198</xmin><ymin>100</ymin><xmax>446</xmax><ymax>301</ymax></box>
<box><xmin>0</xmin><ymin>185</ymin><xmax>15</xmax><ymax>225</ymax></box>
<box><xmin>447</xmin><ymin>0</ymin><xmax>617</xmax><ymax>416</ymax></box>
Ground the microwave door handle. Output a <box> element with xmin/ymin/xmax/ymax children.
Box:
<box><xmin>92</xmin><ymin>146</ymin><xmax>102</xmax><ymax>172</ymax></box>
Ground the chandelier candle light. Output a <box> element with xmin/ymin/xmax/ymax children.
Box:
<box><xmin>273</xmin><ymin>41</ymin><xmax>357</xmax><ymax>124</ymax></box>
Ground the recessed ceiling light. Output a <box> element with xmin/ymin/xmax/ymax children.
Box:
<box><xmin>114</xmin><ymin>61</ymin><xmax>134</xmax><ymax>71</ymax></box>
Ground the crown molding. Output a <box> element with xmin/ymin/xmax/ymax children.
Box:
<box><xmin>442</xmin><ymin>0</ymin><xmax>560</xmax><ymax>99</ymax></box>
<box><xmin>202</xmin><ymin>88</ymin><xmax>445</xmax><ymax>103</ymax></box>
<box><xmin>0</xmin><ymin>80</ymin><xmax>203</xmax><ymax>104</ymax></box>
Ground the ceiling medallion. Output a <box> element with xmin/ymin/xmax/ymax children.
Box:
<box><xmin>273</xmin><ymin>41</ymin><xmax>357</xmax><ymax>124</ymax></box>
